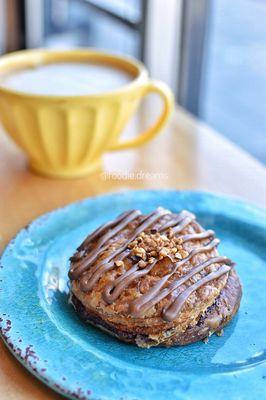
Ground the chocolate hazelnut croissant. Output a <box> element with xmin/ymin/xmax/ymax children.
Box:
<box><xmin>69</xmin><ymin>208</ymin><xmax>242</xmax><ymax>348</ymax></box>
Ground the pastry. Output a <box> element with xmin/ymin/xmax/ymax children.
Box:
<box><xmin>69</xmin><ymin>208</ymin><xmax>242</xmax><ymax>348</ymax></box>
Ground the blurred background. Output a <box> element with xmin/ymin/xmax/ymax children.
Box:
<box><xmin>0</xmin><ymin>0</ymin><xmax>265</xmax><ymax>163</ymax></box>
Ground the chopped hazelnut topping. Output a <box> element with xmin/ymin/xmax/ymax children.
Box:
<box><xmin>129</xmin><ymin>240</ymin><xmax>137</xmax><ymax>247</ymax></box>
<box><xmin>175</xmin><ymin>252</ymin><xmax>182</xmax><ymax>259</ymax></box>
<box><xmin>180</xmin><ymin>249</ymin><xmax>189</xmax><ymax>258</ymax></box>
<box><xmin>138</xmin><ymin>260</ymin><xmax>147</xmax><ymax>268</ymax></box>
<box><xmin>115</xmin><ymin>260</ymin><xmax>124</xmax><ymax>267</ymax></box>
<box><xmin>176</xmin><ymin>237</ymin><xmax>183</xmax><ymax>245</ymax></box>
<box><xmin>160</xmin><ymin>234</ymin><xmax>169</xmax><ymax>241</ymax></box>
<box><xmin>158</xmin><ymin>247</ymin><xmax>169</xmax><ymax>260</ymax></box>
<box><xmin>128</xmin><ymin>229</ymin><xmax>188</xmax><ymax>264</ymax></box>
<box><xmin>131</xmin><ymin>246</ymin><xmax>146</xmax><ymax>260</ymax></box>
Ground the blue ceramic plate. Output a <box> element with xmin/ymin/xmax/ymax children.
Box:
<box><xmin>0</xmin><ymin>190</ymin><xmax>265</xmax><ymax>400</ymax></box>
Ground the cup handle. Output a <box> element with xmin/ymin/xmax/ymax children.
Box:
<box><xmin>108</xmin><ymin>80</ymin><xmax>174</xmax><ymax>151</ymax></box>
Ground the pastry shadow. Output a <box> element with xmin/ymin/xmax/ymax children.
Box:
<box><xmin>47</xmin><ymin>290</ymin><xmax>261</xmax><ymax>376</ymax></box>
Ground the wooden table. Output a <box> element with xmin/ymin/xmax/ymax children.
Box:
<box><xmin>0</xmin><ymin>104</ymin><xmax>265</xmax><ymax>399</ymax></box>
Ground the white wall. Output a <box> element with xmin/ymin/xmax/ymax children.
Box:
<box><xmin>144</xmin><ymin>0</ymin><xmax>182</xmax><ymax>93</ymax></box>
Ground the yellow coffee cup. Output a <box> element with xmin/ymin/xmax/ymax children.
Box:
<box><xmin>0</xmin><ymin>49</ymin><xmax>174</xmax><ymax>178</ymax></box>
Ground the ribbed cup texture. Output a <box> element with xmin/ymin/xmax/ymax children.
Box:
<box><xmin>0</xmin><ymin>92</ymin><xmax>140</xmax><ymax>177</ymax></box>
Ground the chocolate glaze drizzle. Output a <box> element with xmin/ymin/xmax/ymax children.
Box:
<box><xmin>70</xmin><ymin>208</ymin><xmax>233</xmax><ymax>322</ymax></box>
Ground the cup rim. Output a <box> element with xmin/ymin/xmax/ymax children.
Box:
<box><xmin>0</xmin><ymin>48</ymin><xmax>148</xmax><ymax>100</ymax></box>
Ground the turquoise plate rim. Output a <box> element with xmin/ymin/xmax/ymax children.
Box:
<box><xmin>0</xmin><ymin>189</ymin><xmax>265</xmax><ymax>400</ymax></box>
